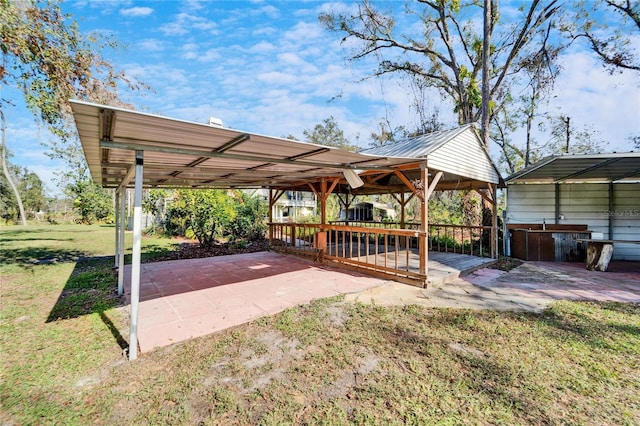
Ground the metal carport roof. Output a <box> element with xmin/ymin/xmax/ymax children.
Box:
<box><xmin>70</xmin><ymin>100</ymin><xmax>418</xmax><ymax>191</ymax></box>
<box><xmin>506</xmin><ymin>153</ymin><xmax>640</xmax><ymax>184</ymax></box>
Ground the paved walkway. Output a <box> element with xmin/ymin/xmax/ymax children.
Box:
<box><xmin>347</xmin><ymin>261</ymin><xmax>640</xmax><ymax>311</ymax></box>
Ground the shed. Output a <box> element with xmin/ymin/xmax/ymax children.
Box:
<box><xmin>339</xmin><ymin>201</ymin><xmax>397</xmax><ymax>221</ymax></box>
<box><xmin>505</xmin><ymin>153</ymin><xmax>640</xmax><ymax>261</ymax></box>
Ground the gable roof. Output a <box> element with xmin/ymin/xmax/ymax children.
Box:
<box><xmin>361</xmin><ymin>123</ymin><xmax>504</xmax><ymax>187</ymax></box>
<box><xmin>506</xmin><ymin>153</ymin><xmax>640</xmax><ymax>184</ymax></box>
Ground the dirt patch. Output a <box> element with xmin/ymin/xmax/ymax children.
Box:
<box><xmin>202</xmin><ymin>329</ymin><xmax>304</xmax><ymax>395</ymax></box>
<box><xmin>489</xmin><ymin>256</ymin><xmax>523</xmax><ymax>271</ymax></box>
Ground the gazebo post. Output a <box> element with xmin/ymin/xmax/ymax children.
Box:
<box><xmin>129</xmin><ymin>150</ymin><xmax>144</xmax><ymax>361</ymax></box>
<box><xmin>268</xmin><ymin>188</ymin><xmax>274</xmax><ymax>245</ymax></box>
<box><xmin>419</xmin><ymin>164</ymin><xmax>428</xmax><ymax>283</ymax></box>
<box><xmin>320</xmin><ymin>178</ymin><xmax>327</xmax><ymax>226</ymax></box>
<box><xmin>400</xmin><ymin>191</ymin><xmax>406</xmax><ymax>228</ymax></box>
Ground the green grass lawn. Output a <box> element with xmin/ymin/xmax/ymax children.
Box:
<box><xmin>1</xmin><ymin>224</ymin><xmax>639</xmax><ymax>424</ymax></box>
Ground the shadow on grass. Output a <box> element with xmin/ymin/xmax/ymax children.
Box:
<box><xmin>0</xmin><ymin>246</ymin><xmax>85</xmax><ymax>266</ymax></box>
<box><xmin>46</xmin><ymin>255</ymin><xmax>128</xmax><ymax>350</ymax></box>
<box><xmin>45</xmin><ymin>244</ymin><xmax>183</xmax><ymax>350</ymax></box>
<box><xmin>540</xmin><ymin>301</ymin><xmax>640</xmax><ymax>353</ymax></box>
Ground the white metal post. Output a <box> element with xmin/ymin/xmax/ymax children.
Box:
<box><xmin>117</xmin><ymin>189</ymin><xmax>126</xmax><ymax>295</ymax></box>
<box><xmin>115</xmin><ymin>191</ymin><xmax>120</xmax><ymax>268</ymax></box>
<box><xmin>129</xmin><ymin>151</ymin><xmax>143</xmax><ymax>361</ymax></box>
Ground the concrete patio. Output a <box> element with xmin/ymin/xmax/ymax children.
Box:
<box><xmin>348</xmin><ymin>260</ymin><xmax>640</xmax><ymax>311</ymax></box>
<box><xmin>124</xmin><ymin>252</ymin><xmax>640</xmax><ymax>354</ymax></box>
<box><xmin>123</xmin><ymin>251</ymin><xmax>387</xmax><ymax>353</ymax></box>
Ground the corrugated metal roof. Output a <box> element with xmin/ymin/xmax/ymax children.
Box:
<box><xmin>361</xmin><ymin>123</ymin><xmax>503</xmax><ymax>186</ymax></box>
<box><xmin>70</xmin><ymin>100</ymin><xmax>418</xmax><ymax>191</ymax></box>
<box><xmin>361</xmin><ymin>124</ymin><xmax>475</xmax><ymax>158</ymax></box>
<box><xmin>506</xmin><ymin>153</ymin><xmax>640</xmax><ymax>183</ymax></box>
<box><xmin>70</xmin><ymin>101</ymin><xmax>504</xmax><ymax>192</ymax></box>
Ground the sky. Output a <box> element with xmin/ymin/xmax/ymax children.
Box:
<box><xmin>4</xmin><ymin>0</ymin><xmax>639</xmax><ymax>196</ymax></box>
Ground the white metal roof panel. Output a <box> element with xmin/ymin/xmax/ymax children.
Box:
<box><xmin>506</xmin><ymin>153</ymin><xmax>640</xmax><ymax>184</ymax></box>
<box><xmin>70</xmin><ymin>100</ymin><xmax>504</xmax><ymax>192</ymax></box>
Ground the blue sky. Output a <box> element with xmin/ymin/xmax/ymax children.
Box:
<box><xmin>4</xmin><ymin>0</ymin><xmax>639</xmax><ymax>195</ymax></box>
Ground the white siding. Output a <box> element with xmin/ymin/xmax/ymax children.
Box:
<box><xmin>612</xmin><ymin>183</ymin><xmax>640</xmax><ymax>260</ymax></box>
<box><xmin>507</xmin><ymin>182</ymin><xmax>640</xmax><ymax>260</ymax></box>
<box><xmin>428</xmin><ymin>130</ymin><xmax>500</xmax><ymax>184</ymax></box>
<box><xmin>506</xmin><ymin>184</ymin><xmax>556</xmax><ymax>225</ymax></box>
<box><xmin>558</xmin><ymin>184</ymin><xmax>609</xmax><ymax>232</ymax></box>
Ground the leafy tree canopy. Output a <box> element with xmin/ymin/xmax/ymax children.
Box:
<box><xmin>1</xmin><ymin>0</ymin><xmax>144</xmax><ymax>137</ymax></box>
<box><xmin>303</xmin><ymin>116</ymin><xmax>359</xmax><ymax>151</ymax></box>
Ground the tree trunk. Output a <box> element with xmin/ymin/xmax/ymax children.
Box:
<box><xmin>480</xmin><ymin>0</ymin><xmax>492</xmax><ymax>149</ymax></box>
<box><xmin>0</xmin><ymin>110</ymin><xmax>27</xmax><ymax>226</ymax></box>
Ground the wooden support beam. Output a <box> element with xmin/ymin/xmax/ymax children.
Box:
<box><xmin>394</xmin><ymin>170</ymin><xmax>422</xmax><ymax>200</ymax></box>
<box><xmin>307</xmin><ymin>183</ymin><xmax>319</xmax><ymax>198</ymax></box>
<box><xmin>424</xmin><ymin>171</ymin><xmax>444</xmax><ymax>200</ymax></box>
<box><xmin>324</xmin><ymin>178</ymin><xmax>340</xmax><ymax>201</ymax></box>
<box><xmin>320</xmin><ymin>179</ymin><xmax>327</xmax><ymax>225</ymax></box>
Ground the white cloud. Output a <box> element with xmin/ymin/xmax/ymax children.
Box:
<box><xmin>546</xmin><ymin>51</ymin><xmax>640</xmax><ymax>151</ymax></box>
<box><xmin>137</xmin><ymin>39</ymin><xmax>165</xmax><ymax>52</ymax></box>
<box><xmin>160</xmin><ymin>13</ymin><xmax>218</xmax><ymax>36</ymax></box>
<box><xmin>247</xmin><ymin>41</ymin><xmax>276</xmax><ymax>54</ymax></box>
<box><xmin>256</xmin><ymin>71</ymin><xmax>298</xmax><ymax>85</ymax></box>
<box><xmin>120</xmin><ymin>6</ymin><xmax>153</xmax><ymax>17</ymax></box>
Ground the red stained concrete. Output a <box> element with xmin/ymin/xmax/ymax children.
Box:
<box><xmin>123</xmin><ymin>252</ymin><xmax>640</xmax><ymax>353</ymax></box>
<box><xmin>123</xmin><ymin>252</ymin><xmax>387</xmax><ymax>353</ymax></box>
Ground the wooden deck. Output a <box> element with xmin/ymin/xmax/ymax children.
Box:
<box><xmin>270</xmin><ymin>223</ymin><xmax>496</xmax><ymax>287</ymax></box>
<box><xmin>323</xmin><ymin>244</ymin><xmax>495</xmax><ymax>287</ymax></box>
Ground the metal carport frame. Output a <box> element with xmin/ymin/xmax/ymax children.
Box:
<box><xmin>70</xmin><ymin>100</ymin><xmax>504</xmax><ymax>360</ymax></box>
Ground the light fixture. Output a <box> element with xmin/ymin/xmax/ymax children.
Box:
<box><xmin>342</xmin><ymin>169</ymin><xmax>364</xmax><ymax>189</ymax></box>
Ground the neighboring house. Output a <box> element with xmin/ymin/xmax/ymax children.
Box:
<box><xmin>339</xmin><ymin>201</ymin><xmax>397</xmax><ymax>222</ymax></box>
<box><xmin>505</xmin><ymin>153</ymin><xmax>640</xmax><ymax>261</ymax></box>
<box><xmin>254</xmin><ymin>189</ymin><xmax>317</xmax><ymax>222</ymax></box>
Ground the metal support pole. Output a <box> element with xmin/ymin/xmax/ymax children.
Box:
<box><xmin>554</xmin><ymin>183</ymin><xmax>560</xmax><ymax>224</ymax></box>
<box><xmin>117</xmin><ymin>189</ymin><xmax>126</xmax><ymax>296</ymax></box>
<box><xmin>608</xmin><ymin>182</ymin><xmax>614</xmax><ymax>239</ymax></box>
<box><xmin>115</xmin><ymin>191</ymin><xmax>120</xmax><ymax>268</ymax></box>
<box><xmin>491</xmin><ymin>184</ymin><xmax>498</xmax><ymax>258</ymax></box>
<box><xmin>129</xmin><ymin>151</ymin><xmax>143</xmax><ymax>361</ymax></box>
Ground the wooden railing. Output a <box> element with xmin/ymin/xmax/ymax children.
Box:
<box><xmin>328</xmin><ymin>221</ymin><xmax>493</xmax><ymax>257</ymax></box>
<box><xmin>269</xmin><ymin>223</ymin><xmax>426</xmax><ymax>285</ymax></box>
<box><xmin>428</xmin><ymin>224</ymin><xmax>493</xmax><ymax>258</ymax></box>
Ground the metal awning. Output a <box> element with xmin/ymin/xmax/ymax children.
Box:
<box><xmin>70</xmin><ymin>100</ymin><xmax>418</xmax><ymax>191</ymax></box>
<box><xmin>506</xmin><ymin>153</ymin><xmax>640</xmax><ymax>184</ymax></box>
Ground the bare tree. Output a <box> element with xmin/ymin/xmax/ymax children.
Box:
<box><xmin>566</xmin><ymin>0</ymin><xmax>640</xmax><ymax>73</ymax></box>
<box><xmin>320</xmin><ymin>0</ymin><xmax>562</xmax><ymax>136</ymax></box>
<box><xmin>0</xmin><ymin>109</ymin><xmax>26</xmax><ymax>225</ymax></box>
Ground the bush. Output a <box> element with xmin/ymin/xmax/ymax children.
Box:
<box><xmin>229</xmin><ymin>192</ymin><xmax>267</xmax><ymax>241</ymax></box>
<box><xmin>159</xmin><ymin>190</ymin><xmax>267</xmax><ymax>246</ymax></box>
